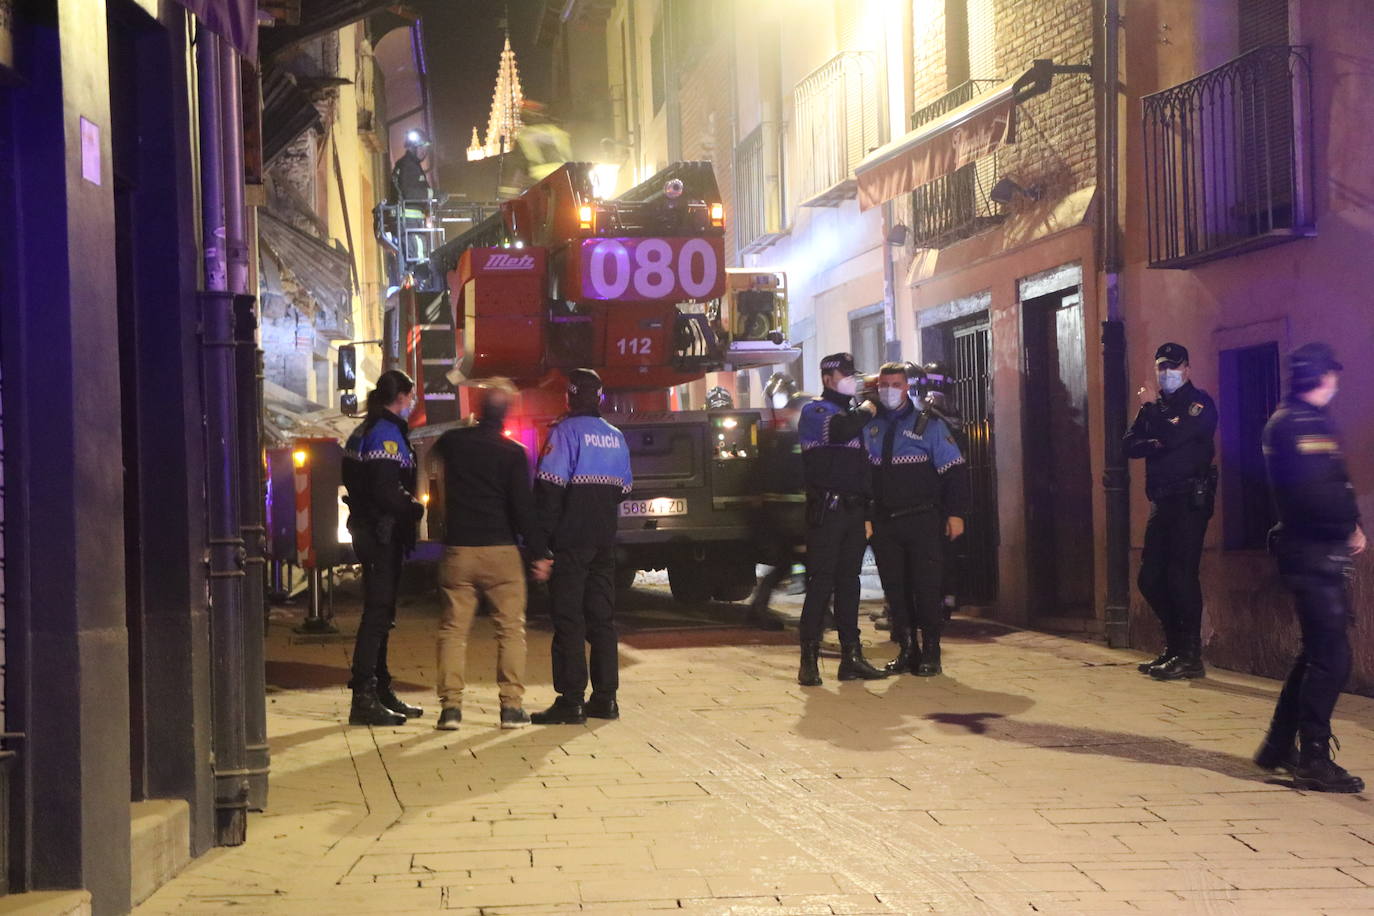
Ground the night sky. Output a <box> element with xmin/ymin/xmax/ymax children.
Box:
<box><xmin>414</xmin><ymin>0</ymin><xmax>552</xmax><ymax>192</ymax></box>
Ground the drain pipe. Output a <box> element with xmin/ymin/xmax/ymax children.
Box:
<box><xmin>1100</xmin><ymin>0</ymin><xmax>1131</xmax><ymax>648</ymax></box>
<box><xmin>197</xmin><ymin>29</ymin><xmax>249</xmax><ymax>845</ymax></box>
<box><xmin>220</xmin><ymin>41</ymin><xmax>270</xmax><ymax>813</ymax></box>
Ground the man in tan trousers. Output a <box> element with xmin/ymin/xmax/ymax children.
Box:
<box><xmin>430</xmin><ymin>380</ymin><xmax>552</xmax><ymax>730</ymax></box>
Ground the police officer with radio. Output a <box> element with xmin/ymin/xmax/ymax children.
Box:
<box><xmin>868</xmin><ymin>363</ymin><xmax>968</xmax><ymax>675</ymax></box>
<box><xmin>796</xmin><ymin>353</ymin><xmax>888</xmax><ymax>686</ymax></box>
<box><xmin>1125</xmin><ymin>342</ymin><xmax>1217</xmax><ymax>681</ymax></box>
<box><xmin>919</xmin><ymin>362</ymin><xmax>969</xmax><ymax>620</ymax></box>
<box><xmin>1254</xmin><ymin>343</ymin><xmax>1366</xmax><ymax>793</ymax></box>
<box><xmin>531</xmin><ymin>369</ymin><xmax>634</xmax><ymax>724</ymax></box>
<box><xmin>343</xmin><ymin>370</ymin><xmax>426</xmax><ymax>727</ymax></box>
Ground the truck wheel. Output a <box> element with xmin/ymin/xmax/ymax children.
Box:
<box><xmin>614</xmin><ymin>566</ymin><xmax>637</xmax><ymax>593</ymax></box>
<box><xmin>711</xmin><ymin>560</ymin><xmax>758</xmax><ymax>602</ymax></box>
<box><xmin>668</xmin><ymin>562</ymin><xmax>713</xmax><ymax>604</ymax></box>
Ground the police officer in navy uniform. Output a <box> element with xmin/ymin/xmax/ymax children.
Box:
<box><xmin>1125</xmin><ymin>342</ymin><xmax>1218</xmax><ymax>681</ymax></box>
<box><xmin>749</xmin><ymin>373</ymin><xmax>809</xmax><ymax>624</ymax></box>
<box><xmin>530</xmin><ymin>369</ymin><xmax>634</xmax><ymax>724</ymax></box>
<box><xmin>1254</xmin><ymin>343</ymin><xmax>1366</xmax><ymax>793</ymax></box>
<box><xmin>796</xmin><ymin>353</ymin><xmax>888</xmax><ymax>686</ymax></box>
<box><xmin>919</xmin><ymin>362</ymin><xmax>969</xmax><ymax>620</ymax></box>
<box><xmin>867</xmin><ymin>363</ymin><xmax>969</xmax><ymax>676</ymax></box>
<box><xmin>342</xmin><ymin>370</ymin><xmax>426</xmax><ymax>726</ymax></box>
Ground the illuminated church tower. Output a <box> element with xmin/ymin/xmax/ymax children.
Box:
<box><xmin>467</xmin><ymin>34</ymin><xmax>524</xmax><ymax>161</ymax></box>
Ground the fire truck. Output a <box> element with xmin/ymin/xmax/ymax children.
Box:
<box><xmin>377</xmin><ymin>162</ymin><xmax>796</xmax><ymax>603</ymax></box>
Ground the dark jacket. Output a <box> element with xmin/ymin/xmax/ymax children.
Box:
<box><xmin>434</xmin><ymin>421</ymin><xmax>548</xmax><ymax>557</ymax></box>
<box><xmin>1263</xmin><ymin>395</ymin><xmax>1360</xmax><ymax>542</ymax></box>
<box><xmin>1124</xmin><ymin>380</ymin><xmax>1217</xmax><ymax>501</ymax></box>
<box><xmin>864</xmin><ymin>400</ymin><xmax>969</xmax><ymax>519</ymax></box>
<box><xmin>343</xmin><ymin>411</ymin><xmax>423</xmax><ymax>546</ymax></box>
<box><xmin>535</xmin><ymin>410</ymin><xmax>633</xmax><ymax>549</ymax></box>
<box><xmin>798</xmin><ymin>389</ymin><xmax>873</xmax><ymax>498</ymax></box>
<box><xmin>391</xmin><ymin>151</ymin><xmax>431</xmax><ymax>202</ymax></box>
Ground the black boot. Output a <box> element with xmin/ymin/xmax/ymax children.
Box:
<box><xmin>885</xmin><ymin>633</ymin><xmax>915</xmax><ymax>675</ymax></box>
<box><xmin>1294</xmin><ymin>739</ymin><xmax>1364</xmax><ymax>793</ymax></box>
<box><xmin>1254</xmin><ymin>734</ymin><xmax>1299</xmax><ymax>773</ymax></box>
<box><xmin>376</xmin><ymin>684</ymin><xmax>424</xmax><ymax>719</ymax></box>
<box><xmin>916</xmin><ymin>629</ymin><xmax>942</xmax><ymax>676</ymax></box>
<box><xmin>837</xmin><ymin>642</ymin><xmax>889</xmax><ymax>681</ymax></box>
<box><xmin>530</xmin><ymin>695</ymin><xmax>587</xmax><ymax>725</ymax></box>
<box><xmin>585</xmin><ymin>693</ymin><xmax>620</xmax><ymax>719</ymax></box>
<box><xmin>1137</xmin><ymin>650</ymin><xmax>1173</xmax><ymax>675</ymax></box>
<box><xmin>349</xmin><ymin>678</ymin><xmax>407</xmax><ymax>727</ymax></box>
<box><xmin>1150</xmin><ymin>640</ymin><xmax>1205</xmax><ymax>680</ymax></box>
<box><xmin>798</xmin><ymin>640</ymin><xmax>822</xmax><ymax>687</ymax></box>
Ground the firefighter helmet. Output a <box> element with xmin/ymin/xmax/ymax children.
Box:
<box><xmin>705</xmin><ymin>386</ymin><xmax>734</xmax><ymax>410</ymax></box>
<box><xmin>764</xmin><ymin>372</ymin><xmax>799</xmax><ymax>410</ymax></box>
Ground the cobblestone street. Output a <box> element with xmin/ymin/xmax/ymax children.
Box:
<box><xmin>138</xmin><ymin>586</ymin><xmax>1374</xmax><ymax>915</ymax></box>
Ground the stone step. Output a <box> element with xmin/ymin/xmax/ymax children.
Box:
<box><xmin>130</xmin><ymin>799</ymin><xmax>190</xmax><ymax>907</ymax></box>
<box><xmin>0</xmin><ymin>891</ymin><xmax>90</xmax><ymax>915</ymax></box>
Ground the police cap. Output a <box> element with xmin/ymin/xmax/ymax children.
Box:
<box><xmin>820</xmin><ymin>352</ymin><xmax>858</xmax><ymax>376</ymax></box>
<box><xmin>567</xmin><ymin>367</ymin><xmax>603</xmax><ymax>397</ymax></box>
<box><xmin>1289</xmin><ymin>342</ymin><xmax>1343</xmax><ymax>382</ymax></box>
<box><xmin>1154</xmin><ymin>342</ymin><xmax>1189</xmax><ymax>366</ymax></box>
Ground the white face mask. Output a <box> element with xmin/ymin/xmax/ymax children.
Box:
<box><xmin>1158</xmin><ymin>369</ymin><xmax>1185</xmax><ymax>395</ymax></box>
<box><xmin>834</xmin><ymin>375</ymin><xmax>859</xmax><ymax>397</ymax></box>
<box><xmin>878</xmin><ymin>388</ymin><xmax>906</xmax><ymax>410</ymax></box>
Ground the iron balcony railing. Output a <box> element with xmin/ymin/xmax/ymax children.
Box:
<box><xmin>793</xmin><ymin>51</ymin><xmax>879</xmax><ymax>206</ymax></box>
<box><xmin>908</xmin><ymin>79</ymin><xmax>1004</xmax><ymax>249</ymax></box>
<box><xmin>734</xmin><ymin>125</ymin><xmax>766</xmax><ymax>252</ymax></box>
<box><xmin>1142</xmin><ymin>45</ymin><xmax>1313</xmax><ymax>269</ymax></box>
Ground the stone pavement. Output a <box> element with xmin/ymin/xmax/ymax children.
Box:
<box><xmin>137</xmin><ymin>586</ymin><xmax>1374</xmax><ymax>915</ymax></box>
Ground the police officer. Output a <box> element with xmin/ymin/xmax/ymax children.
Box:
<box><xmin>1125</xmin><ymin>342</ymin><xmax>1217</xmax><ymax>680</ymax></box>
<box><xmin>867</xmin><ymin>363</ymin><xmax>969</xmax><ymax>675</ymax></box>
<box><xmin>796</xmin><ymin>353</ymin><xmax>888</xmax><ymax>686</ymax></box>
<box><xmin>1254</xmin><ymin>343</ymin><xmax>1366</xmax><ymax>792</ymax></box>
<box><xmin>919</xmin><ymin>362</ymin><xmax>968</xmax><ymax>620</ymax></box>
<box><xmin>342</xmin><ymin>370</ymin><xmax>426</xmax><ymax>726</ymax></box>
<box><xmin>531</xmin><ymin>369</ymin><xmax>634</xmax><ymax>724</ymax></box>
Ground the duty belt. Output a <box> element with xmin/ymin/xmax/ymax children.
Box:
<box><xmin>807</xmin><ymin>488</ymin><xmax>866</xmax><ymax>510</ymax></box>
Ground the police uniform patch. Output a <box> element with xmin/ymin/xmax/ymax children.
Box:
<box><xmin>1189</xmin><ymin>402</ymin><xmax>1204</xmax><ymax>417</ymax></box>
<box><xmin>383</xmin><ymin>440</ymin><xmax>399</xmax><ymax>455</ymax></box>
<box><xmin>1297</xmin><ymin>435</ymin><xmax>1339</xmax><ymax>454</ymax></box>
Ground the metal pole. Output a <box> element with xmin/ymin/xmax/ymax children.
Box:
<box><xmin>1100</xmin><ymin>0</ymin><xmax>1131</xmax><ymax>648</ymax></box>
<box><xmin>223</xmin><ymin>41</ymin><xmax>270</xmax><ymax>814</ymax></box>
<box><xmin>197</xmin><ymin>30</ymin><xmax>249</xmax><ymax>846</ymax></box>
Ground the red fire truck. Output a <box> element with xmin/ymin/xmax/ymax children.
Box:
<box><xmin>375</xmin><ymin>161</ymin><xmax>795</xmax><ymax>602</ymax></box>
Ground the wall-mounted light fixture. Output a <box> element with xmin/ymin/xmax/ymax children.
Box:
<box><xmin>989</xmin><ymin>177</ymin><xmax>1042</xmax><ymax>205</ymax></box>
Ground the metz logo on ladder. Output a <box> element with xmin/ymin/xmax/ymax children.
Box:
<box><xmin>577</xmin><ymin>237</ymin><xmax>725</xmax><ymax>302</ymax></box>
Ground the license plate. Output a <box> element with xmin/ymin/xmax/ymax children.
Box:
<box><xmin>620</xmin><ymin>497</ymin><xmax>688</xmax><ymax>518</ymax></box>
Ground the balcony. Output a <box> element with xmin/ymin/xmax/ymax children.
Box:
<box><xmin>908</xmin><ymin>80</ymin><xmax>1006</xmax><ymax>249</ymax></box>
<box><xmin>1143</xmin><ymin>46</ymin><xmax>1314</xmax><ymax>269</ymax></box>
<box><xmin>793</xmin><ymin>52</ymin><xmax>879</xmax><ymax>207</ymax></box>
<box><xmin>733</xmin><ymin>125</ymin><xmax>786</xmax><ymax>255</ymax></box>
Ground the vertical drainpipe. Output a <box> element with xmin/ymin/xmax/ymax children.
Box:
<box><xmin>197</xmin><ymin>29</ymin><xmax>250</xmax><ymax>845</ymax></box>
<box><xmin>1100</xmin><ymin>0</ymin><xmax>1131</xmax><ymax>648</ymax></box>
<box><xmin>221</xmin><ymin>40</ymin><xmax>270</xmax><ymax>813</ymax></box>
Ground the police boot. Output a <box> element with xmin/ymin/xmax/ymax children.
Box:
<box><xmin>530</xmin><ymin>695</ymin><xmax>587</xmax><ymax>725</ymax></box>
<box><xmin>349</xmin><ymin>678</ymin><xmax>407</xmax><ymax>727</ymax></box>
<box><xmin>1294</xmin><ymin>739</ymin><xmax>1364</xmax><ymax>793</ymax></box>
<box><xmin>885</xmin><ymin>633</ymin><xmax>915</xmax><ymax>675</ymax></box>
<box><xmin>798</xmin><ymin>641</ymin><xmax>823</xmax><ymax>687</ymax></box>
<box><xmin>1137</xmin><ymin>649</ymin><xmax>1174</xmax><ymax>675</ymax></box>
<box><xmin>376</xmin><ymin>683</ymin><xmax>424</xmax><ymax>719</ymax></box>
<box><xmin>837</xmin><ymin>642</ymin><xmax>889</xmax><ymax>681</ymax></box>
<box><xmin>1150</xmin><ymin>639</ymin><xmax>1205</xmax><ymax>680</ymax></box>
<box><xmin>1254</xmin><ymin>734</ymin><xmax>1300</xmax><ymax>774</ymax></box>
<box><xmin>916</xmin><ymin>629</ymin><xmax>942</xmax><ymax>676</ymax></box>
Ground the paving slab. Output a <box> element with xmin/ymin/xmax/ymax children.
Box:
<box><xmin>136</xmin><ymin>593</ymin><xmax>1374</xmax><ymax>914</ymax></box>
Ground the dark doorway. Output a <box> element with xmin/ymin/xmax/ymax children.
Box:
<box><xmin>108</xmin><ymin>0</ymin><xmax>147</xmax><ymax>799</ymax></box>
<box><xmin>922</xmin><ymin>313</ymin><xmax>998</xmax><ymax>604</ymax></box>
<box><xmin>1021</xmin><ymin>288</ymin><xmax>1094</xmax><ymax>619</ymax></box>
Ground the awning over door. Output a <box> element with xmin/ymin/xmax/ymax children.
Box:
<box><xmin>855</xmin><ymin>77</ymin><xmax>1017</xmax><ymax>212</ymax></box>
